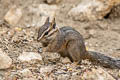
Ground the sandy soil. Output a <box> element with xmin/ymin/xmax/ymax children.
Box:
<box><xmin>0</xmin><ymin>0</ymin><xmax>120</xmax><ymax>80</ymax></box>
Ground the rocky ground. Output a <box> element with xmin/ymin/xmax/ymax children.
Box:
<box><xmin>0</xmin><ymin>0</ymin><xmax>120</xmax><ymax>80</ymax></box>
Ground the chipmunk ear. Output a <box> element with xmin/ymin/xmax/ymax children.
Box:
<box><xmin>44</xmin><ymin>17</ymin><xmax>50</xmax><ymax>24</ymax></box>
<box><xmin>50</xmin><ymin>18</ymin><xmax>56</xmax><ymax>28</ymax></box>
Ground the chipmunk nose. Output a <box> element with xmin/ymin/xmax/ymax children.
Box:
<box><xmin>37</xmin><ymin>36</ymin><xmax>43</xmax><ymax>42</ymax></box>
<box><xmin>37</xmin><ymin>37</ymin><xmax>40</xmax><ymax>42</ymax></box>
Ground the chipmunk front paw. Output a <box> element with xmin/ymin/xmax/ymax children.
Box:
<box><xmin>38</xmin><ymin>47</ymin><xmax>47</xmax><ymax>53</ymax></box>
<box><xmin>38</xmin><ymin>47</ymin><xmax>43</xmax><ymax>53</ymax></box>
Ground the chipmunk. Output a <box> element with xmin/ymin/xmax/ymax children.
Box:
<box><xmin>37</xmin><ymin>17</ymin><xmax>120</xmax><ymax>69</ymax></box>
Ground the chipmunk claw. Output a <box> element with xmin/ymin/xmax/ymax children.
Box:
<box><xmin>38</xmin><ymin>47</ymin><xmax>43</xmax><ymax>53</ymax></box>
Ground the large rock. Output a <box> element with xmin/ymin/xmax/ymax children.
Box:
<box><xmin>18</xmin><ymin>52</ymin><xmax>42</xmax><ymax>62</ymax></box>
<box><xmin>4</xmin><ymin>5</ymin><xmax>23</xmax><ymax>26</ymax></box>
<box><xmin>30</xmin><ymin>4</ymin><xmax>59</xmax><ymax>27</ymax></box>
<box><xmin>82</xmin><ymin>68</ymin><xmax>116</xmax><ymax>80</ymax></box>
<box><xmin>0</xmin><ymin>49</ymin><xmax>12</xmax><ymax>69</ymax></box>
<box><xmin>68</xmin><ymin>0</ymin><xmax>120</xmax><ymax>21</ymax></box>
<box><xmin>109</xmin><ymin>4</ymin><xmax>120</xmax><ymax>19</ymax></box>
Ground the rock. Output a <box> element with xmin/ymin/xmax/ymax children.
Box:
<box><xmin>118</xmin><ymin>70</ymin><xmax>120</xmax><ymax>77</ymax></box>
<box><xmin>40</xmin><ymin>66</ymin><xmax>54</xmax><ymax>74</ymax></box>
<box><xmin>0</xmin><ymin>27</ymin><xmax>8</xmax><ymax>35</ymax></box>
<box><xmin>0</xmin><ymin>49</ymin><xmax>12</xmax><ymax>69</ymax></box>
<box><xmin>38</xmin><ymin>4</ymin><xmax>58</xmax><ymax>21</ymax></box>
<box><xmin>39</xmin><ymin>66</ymin><xmax>55</xmax><ymax>80</ymax></box>
<box><xmin>0</xmin><ymin>76</ymin><xmax>2</xmax><ymax>80</ymax></box>
<box><xmin>4</xmin><ymin>5</ymin><xmax>22</xmax><ymax>26</ymax></box>
<box><xmin>68</xmin><ymin>0</ymin><xmax>120</xmax><ymax>21</ymax></box>
<box><xmin>42</xmin><ymin>52</ymin><xmax>60</xmax><ymax>63</ymax></box>
<box><xmin>71</xmin><ymin>75</ymin><xmax>82</xmax><ymax>80</ymax></box>
<box><xmin>19</xmin><ymin>69</ymin><xmax>33</xmax><ymax>77</ymax></box>
<box><xmin>44</xmin><ymin>0</ymin><xmax>61</xmax><ymax>4</ymax></box>
<box><xmin>109</xmin><ymin>4</ymin><xmax>120</xmax><ymax>19</ymax></box>
<box><xmin>18</xmin><ymin>52</ymin><xmax>42</xmax><ymax>62</ymax></box>
<box><xmin>82</xmin><ymin>68</ymin><xmax>116</xmax><ymax>80</ymax></box>
<box><xmin>22</xmin><ymin>78</ymin><xmax>38</xmax><ymax>80</ymax></box>
<box><xmin>31</xmin><ymin>4</ymin><xmax>59</xmax><ymax>27</ymax></box>
<box><xmin>88</xmin><ymin>29</ymin><xmax>99</xmax><ymax>38</ymax></box>
<box><xmin>61</xmin><ymin>57</ymin><xmax>71</xmax><ymax>64</ymax></box>
<box><xmin>89</xmin><ymin>29</ymin><xmax>96</xmax><ymax>35</ymax></box>
<box><xmin>56</xmin><ymin>73</ymin><xmax>70</xmax><ymax>80</ymax></box>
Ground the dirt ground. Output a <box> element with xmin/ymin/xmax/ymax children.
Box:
<box><xmin>0</xmin><ymin>0</ymin><xmax>120</xmax><ymax>80</ymax></box>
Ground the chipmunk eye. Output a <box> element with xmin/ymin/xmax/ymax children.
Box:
<box><xmin>44</xmin><ymin>31</ymin><xmax>48</xmax><ymax>35</ymax></box>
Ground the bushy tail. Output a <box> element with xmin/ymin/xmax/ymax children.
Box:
<box><xmin>85</xmin><ymin>51</ymin><xmax>120</xmax><ymax>69</ymax></box>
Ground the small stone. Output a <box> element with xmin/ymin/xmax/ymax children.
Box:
<box><xmin>15</xmin><ymin>27</ymin><xmax>22</xmax><ymax>31</ymax></box>
<box><xmin>31</xmin><ymin>24</ymin><xmax>36</xmax><ymax>27</ymax></box>
<box><xmin>0</xmin><ymin>77</ymin><xmax>2</xmax><ymax>80</ymax></box>
<box><xmin>22</xmin><ymin>78</ymin><xmax>38</xmax><ymax>80</ymax></box>
<box><xmin>82</xmin><ymin>68</ymin><xmax>116</xmax><ymax>80</ymax></box>
<box><xmin>85</xmin><ymin>46</ymin><xmax>89</xmax><ymax>51</ymax></box>
<box><xmin>18</xmin><ymin>52</ymin><xmax>42</xmax><ymax>62</ymax></box>
<box><xmin>40</xmin><ymin>66</ymin><xmax>54</xmax><ymax>74</ymax></box>
<box><xmin>71</xmin><ymin>75</ymin><xmax>82</xmax><ymax>80</ymax></box>
<box><xmin>89</xmin><ymin>29</ymin><xmax>96</xmax><ymax>35</ymax></box>
<box><xmin>4</xmin><ymin>5</ymin><xmax>22</xmax><ymax>26</ymax></box>
<box><xmin>26</xmin><ymin>24</ymin><xmax>31</xmax><ymax>28</ymax></box>
<box><xmin>61</xmin><ymin>57</ymin><xmax>71</xmax><ymax>64</ymax></box>
<box><xmin>67</xmin><ymin>67</ymin><xmax>72</xmax><ymax>71</ymax></box>
<box><xmin>118</xmin><ymin>70</ymin><xmax>120</xmax><ymax>77</ymax></box>
<box><xmin>42</xmin><ymin>52</ymin><xmax>60</xmax><ymax>63</ymax></box>
<box><xmin>88</xmin><ymin>29</ymin><xmax>99</xmax><ymax>38</ymax></box>
<box><xmin>19</xmin><ymin>69</ymin><xmax>33</xmax><ymax>77</ymax></box>
<box><xmin>0</xmin><ymin>27</ymin><xmax>8</xmax><ymax>35</ymax></box>
<box><xmin>56</xmin><ymin>73</ymin><xmax>70</xmax><ymax>80</ymax></box>
<box><xmin>0</xmin><ymin>49</ymin><xmax>12</xmax><ymax>69</ymax></box>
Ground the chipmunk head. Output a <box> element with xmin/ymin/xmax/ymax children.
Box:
<box><xmin>37</xmin><ymin>17</ymin><xmax>57</xmax><ymax>46</ymax></box>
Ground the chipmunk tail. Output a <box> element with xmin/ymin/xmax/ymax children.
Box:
<box><xmin>85</xmin><ymin>51</ymin><xmax>120</xmax><ymax>69</ymax></box>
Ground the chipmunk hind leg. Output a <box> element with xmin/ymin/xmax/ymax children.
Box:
<box><xmin>66</xmin><ymin>40</ymin><xmax>85</xmax><ymax>64</ymax></box>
